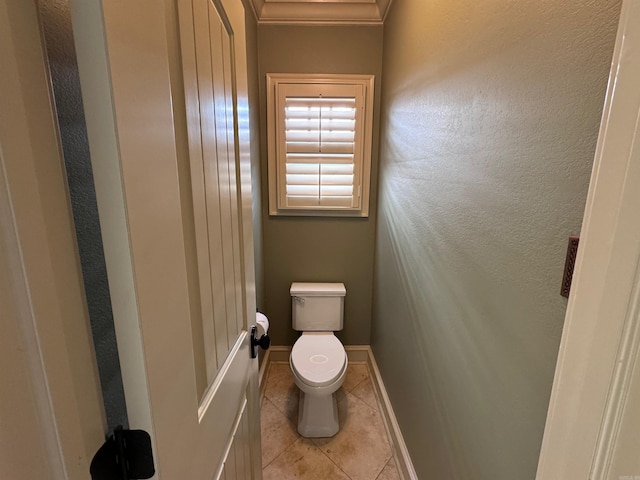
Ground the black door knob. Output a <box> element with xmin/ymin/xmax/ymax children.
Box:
<box><xmin>250</xmin><ymin>325</ymin><xmax>270</xmax><ymax>358</ymax></box>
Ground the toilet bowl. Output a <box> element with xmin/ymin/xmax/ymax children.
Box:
<box><xmin>290</xmin><ymin>282</ymin><xmax>347</xmax><ymax>437</ymax></box>
<box><xmin>290</xmin><ymin>332</ymin><xmax>347</xmax><ymax>437</ymax></box>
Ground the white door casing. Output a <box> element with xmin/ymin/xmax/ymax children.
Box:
<box><xmin>536</xmin><ymin>0</ymin><xmax>640</xmax><ymax>478</ymax></box>
<box><xmin>0</xmin><ymin>0</ymin><xmax>105</xmax><ymax>478</ymax></box>
<box><xmin>69</xmin><ymin>0</ymin><xmax>261</xmax><ymax>478</ymax></box>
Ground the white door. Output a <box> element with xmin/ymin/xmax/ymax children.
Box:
<box><xmin>69</xmin><ymin>0</ymin><xmax>261</xmax><ymax>478</ymax></box>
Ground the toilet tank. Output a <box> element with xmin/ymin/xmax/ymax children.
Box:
<box><xmin>291</xmin><ymin>282</ymin><xmax>346</xmax><ymax>331</ymax></box>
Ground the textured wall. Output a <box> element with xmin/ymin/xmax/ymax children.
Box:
<box><xmin>258</xmin><ymin>25</ymin><xmax>383</xmax><ymax>346</ymax></box>
<box><xmin>371</xmin><ymin>1</ymin><xmax>621</xmax><ymax>479</ymax></box>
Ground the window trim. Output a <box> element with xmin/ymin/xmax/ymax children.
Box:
<box><xmin>266</xmin><ymin>73</ymin><xmax>374</xmax><ymax>217</ymax></box>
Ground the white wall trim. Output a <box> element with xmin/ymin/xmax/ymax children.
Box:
<box><xmin>591</xmin><ymin>265</ymin><xmax>640</xmax><ymax>478</ymax></box>
<box><xmin>260</xmin><ymin>345</ymin><xmax>417</xmax><ymax>480</ymax></box>
<box><xmin>249</xmin><ymin>0</ymin><xmax>392</xmax><ymax>25</ymax></box>
<box><xmin>0</xmin><ymin>120</ymin><xmax>67</xmax><ymax>480</ymax></box>
<box><xmin>263</xmin><ymin>345</ymin><xmax>291</xmax><ymax>363</ymax></box>
<box><xmin>266</xmin><ymin>73</ymin><xmax>375</xmax><ymax>218</ymax></box>
<box><xmin>364</xmin><ymin>346</ymin><xmax>419</xmax><ymax>480</ymax></box>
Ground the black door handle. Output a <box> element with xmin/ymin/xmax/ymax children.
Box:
<box><xmin>250</xmin><ymin>325</ymin><xmax>270</xmax><ymax>358</ymax></box>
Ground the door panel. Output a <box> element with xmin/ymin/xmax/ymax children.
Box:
<box><xmin>217</xmin><ymin>397</ymin><xmax>252</xmax><ymax>480</ymax></box>
<box><xmin>184</xmin><ymin>0</ymin><xmax>251</xmax><ymax>425</ymax></box>
<box><xmin>210</xmin><ymin>4</ymin><xmax>241</xmax><ymax>361</ymax></box>
<box><xmin>70</xmin><ymin>0</ymin><xmax>261</xmax><ymax>477</ymax></box>
<box><xmin>189</xmin><ymin>0</ymin><xmax>240</xmax><ymax>383</ymax></box>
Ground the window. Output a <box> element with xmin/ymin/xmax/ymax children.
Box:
<box><xmin>267</xmin><ymin>74</ymin><xmax>374</xmax><ymax>216</ymax></box>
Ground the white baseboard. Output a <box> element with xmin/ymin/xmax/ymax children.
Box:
<box><xmin>260</xmin><ymin>345</ymin><xmax>417</xmax><ymax>480</ymax></box>
<box><xmin>263</xmin><ymin>345</ymin><xmax>291</xmax><ymax>363</ymax></box>
<box><xmin>364</xmin><ymin>347</ymin><xmax>419</xmax><ymax>480</ymax></box>
<box><xmin>258</xmin><ymin>349</ymin><xmax>272</xmax><ymax>404</ymax></box>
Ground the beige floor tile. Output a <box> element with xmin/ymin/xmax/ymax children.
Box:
<box><xmin>376</xmin><ymin>457</ymin><xmax>401</xmax><ymax>480</ymax></box>
<box><xmin>263</xmin><ymin>438</ymin><xmax>350</xmax><ymax>480</ymax></box>
<box><xmin>261</xmin><ymin>398</ymin><xmax>299</xmax><ymax>467</ymax></box>
<box><xmin>313</xmin><ymin>393</ymin><xmax>391</xmax><ymax>480</ymax></box>
<box><xmin>336</xmin><ymin>363</ymin><xmax>370</xmax><ymax>403</ymax></box>
<box><xmin>351</xmin><ymin>376</ymin><xmax>378</xmax><ymax>411</ymax></box>
<box><xmin>341</xmin><ymin>363</ymin><xmax>370</xmax><ymax>392</ymax></box>
<box><xmin>265</xmin><ymin>363</ymin><xmax>299</xmax><ymax>422</ymax></box>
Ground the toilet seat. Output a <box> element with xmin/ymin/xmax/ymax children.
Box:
<box><xmin>291</xmin><ymin>333</ymin><xmax>346</xmax><ymax>387</ymax></box>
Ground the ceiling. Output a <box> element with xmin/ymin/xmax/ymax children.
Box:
<box><xmin>248</xmin><ymin>0</ymin><xmax>393</xmax><ymax>25</ymax></box>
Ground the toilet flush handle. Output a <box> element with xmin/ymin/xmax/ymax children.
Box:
<box><xmin>293</xmin><ymin>296</ymin><xmax>305</xmax><ymax>305</ymax></box>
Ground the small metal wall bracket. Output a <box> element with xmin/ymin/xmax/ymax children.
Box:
<box><xmin>90</xmin><ymin>426</ymin><xmax>155</xmax><ymax>480</ymax></box>
<box><xmin>250</xmin><ymin>325</ymin><xmax>271</xmax><ymax>359</ymax></box>
<box><xmin>560</xmin><ymin>235</ymin><xmax>580</xmax><ymax>298</ymax></box>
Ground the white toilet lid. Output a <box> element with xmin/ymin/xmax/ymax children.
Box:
<box><xmin>291</xmin><ymin>334</ymin><xmax>347</xmax><ymax>387</ymax></box>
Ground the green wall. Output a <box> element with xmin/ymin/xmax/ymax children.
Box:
<box><xmin>257</xmin><ymin>25</ymin><xmax>383</xmax><ymax>346</ymax></box>
<box><xmin>371</xmin><ymin>1</ymin><xmax>621</xmax><ymax>479</ymax></box>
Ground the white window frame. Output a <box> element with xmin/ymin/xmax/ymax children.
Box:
<box><xmin>266</xmin><ymin>73</ymin><xmax>374</xmax><ymax>217</ymax></box>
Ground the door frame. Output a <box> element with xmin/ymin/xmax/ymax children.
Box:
<box><xmin>0</xmin><ymin>0</ymin><xmax>105</xmax><ymax>478</ymax></box>
<box><xmin>535</xmin><ymin>0</ymin><xmax>640</xmax><ymax>477</ymax></box>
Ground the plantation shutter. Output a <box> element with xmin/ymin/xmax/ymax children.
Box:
<box><xmin>276</xmin><ymin>83</ymin><xmax>364</xmax><ymax>211</ymax></box>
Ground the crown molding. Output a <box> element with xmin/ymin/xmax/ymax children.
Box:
<box><xmin>250</xmin><ymin>0</ymin><xmax>392</xmax><ymax>25</ymax></box>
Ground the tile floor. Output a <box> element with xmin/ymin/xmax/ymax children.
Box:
<box><xmin>260</xmin><ymin>361</ymin><xmax>401</xmax><ymax>480</ymax></box>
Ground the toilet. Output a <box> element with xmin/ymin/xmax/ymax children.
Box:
<box><xmin>290</xmin><ymin>282</ymin><xmax>348</xmax><ymax>438</ymax></box>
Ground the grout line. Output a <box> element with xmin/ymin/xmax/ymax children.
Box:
<box><xmin>312</xmin><ymin>439</ymin><xmax>354</xmax><ymax>480</ymax></box>
<box><xmin>374</xmin><ymin>456</ymin><xmax>393</xmax><ymax>480</ymax></box>
<box><xmin>363</xmin><ymin>363</ymin><xmax>386</xmax><ymax>414</ymax></box>
<box><xmin>342</xmin><ymin>363</ymin><xmax>369</xmax><ymax>394</ymax></box>
<box><xmin>325</xmin><ymin>451</ymin><xmax>354</xmax><ymax>480</ymax></box>
<box><xmin>268</xmin><ymin>399</ymin><xmax>296</xmax><ymax>426</ymax></box>
<box><xmin>349</xmin><ymin>370</ymin><xmax>380</xmax><ymax>412</ymax></box>
<box><xmin>374</xmin><ymin>455</ymin><xmax>394</xmax><ymax>480</ymax></box>
<box><xmin>259</xmin><ymin>396</ymin><xmax>301</xmax><ymax>471</ymax></box>
<box><xmin>328</xmin><ymin>389</ymin><xmax>392</xmax><ymax>479</ymax></box>
<box><xmin>262</xmin><ymin>379</ymin><xmax>300</xmax><ymax>423</ymax></box>
<box><xmin>261</xmin><ymin>435</ymin><xmax>300</xmax><ymax>472</ymax></box>
<box><xmin>346</xmin><ymin>367</ymin><xmax>381</xmax><ymax>414</ymax></box>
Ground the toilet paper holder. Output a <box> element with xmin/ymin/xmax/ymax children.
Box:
<box><xmin>250</xmin><ymin>325</ymin><xmax>270</xmax><ymax>358</ymax></box>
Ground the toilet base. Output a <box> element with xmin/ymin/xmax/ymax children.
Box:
<box><xmin>297</xmin><ymin>391</ymin><xmax>339</xmax><ymax>438</ymax></box>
